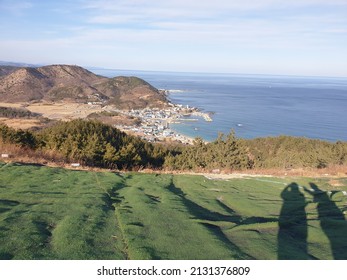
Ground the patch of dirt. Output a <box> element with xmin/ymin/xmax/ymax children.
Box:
<box><xmin>0</xmin><ymin>102</ymin><xmax>25</xmax><ymax>108</ymax></box>
<box><xmin>329</xmin><ymin>179</ymin><xmax>345</xmax><ymax>187</ymax></box>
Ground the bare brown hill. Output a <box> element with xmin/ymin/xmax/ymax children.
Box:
<box><xmin>94</xmin><ymin>76</ymin><xmax>167</xmax><ymax>109</ymax></box>
<box><xmin>0</xmin><ymin>65</ymin><xmax>168</xmax><ymax>108</ymax></box>
<box><xmin>0</xmin><ymin>66</ymin><xmax>19</xmax><ymax>77</ymax></box>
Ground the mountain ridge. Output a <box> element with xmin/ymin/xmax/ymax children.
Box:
<box><xmin>0</xmin><ymin>64</ymin><xmax>167</xmax><ymax>109</ymax></box>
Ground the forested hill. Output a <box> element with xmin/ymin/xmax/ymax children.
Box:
<box><xmin>0</xmin><ymin>64</ymin><xmax>168</xmax><ymax>109</ymax></box>
<box><xmin>1</xmin><ymin>120</ymin><xmax>346</xmax><ymax>172</ymax></box>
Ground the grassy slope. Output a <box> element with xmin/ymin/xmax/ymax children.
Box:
<box><xmin>114</xmin><ymin>174</ymin><xmax>246</xmax><ymax>259</ymax></box>
<box><xmin>0</xmin><ymin>162</ymin><xmax>126</xmax><ymax>259</ymax></box>
<box><xmin>0</xmin><ymin>162</ymin><xmax>346</xmax><ymax>259</ymax></box>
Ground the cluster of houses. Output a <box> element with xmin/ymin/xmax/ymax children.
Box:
<box><xmin>112</xmin><ymin>104</ymin><xmax>197</xmax><ymax>144</ymax></box>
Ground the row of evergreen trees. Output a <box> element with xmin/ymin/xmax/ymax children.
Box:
<box><xmin>0</xmin><ymin>106</ymin><xmax>41</xmax><ymax>119</ymax></box>
<box><xmin>243</xmin><ymin>136</ymin><xmax>347</xmax><ymax>169</ymax></box>
<box><xmin>164</xmin><ymin>133</ymin><xmax>252</xmax><ymax>170</ymax></box>
<box><xmin>1</xmin><ymin>119</ymin><xmax>346</xmax><ymax>171</ymax></box>
<box><xmin>0</xmin><ymin>124</ymin><xmax>37</xmax><ymax>149</ymax></box>
<box><xmin>39</xmin><ymin>120</ymin><xmax>169</xmax><ymax>169</ymax></box>
<box><xmin>0</xmin><ymin>120</ymin><xmax>168</xmax><ymax>169</ymax></box>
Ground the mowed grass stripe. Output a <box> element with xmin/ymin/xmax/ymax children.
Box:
<box><xmin>1</xmin><ymin>162</ymin><xmax>347</xmax><ymax>259</ymax></box>
<box><xmin>173</xmin><ymin>175</ymin><xmax>347</xmax><ymax>259</ymax></box>
<box><xmin>0</xmin><ymin>163</ymin><xmax>125</xmax><ymax>259</ymax></box>
<box><xmin>113</xmin><ymin>173</ymin><xmax>248</xmax><ymax>259</ymax></box>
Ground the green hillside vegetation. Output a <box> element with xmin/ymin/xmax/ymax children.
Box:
<box><xmin>87</xmin><ymin>111</ymin><xmax>120</xmax><ymax>118</ymax></box>
<box><xmin>46</xmin><ymin>85</ymin><xmax>102</xmax><ymax>102</ymax></box>
<box><xmin>38</xmin><ymin>120</ymin><xmax>168</xmax><ymax>169</ymax></box>
<box><xmin>93</xmin><ymin>76</ymin><xmax>167</xmax><ymax>109</ymax></box>
<box><xmin>0</xmin><ymin>106</ymin><xmax>41</xmax><ymax>119</ymax></box>
<box><xmin>0</xmin><ymin>124</ymin><xmax>38</xmax><ymax>149</ymax></box>
<box><xmin>109</xmin><ymin>76</ymin><xmax>155</xmax><ymax>89</ymax></box>
<box><xmin>243</xmin><ymin>136</ymin><xmax>347</xmax><ymax>169</ymax></box>
<box><xmin>0</xmin><ymin>162</ymin><xmax>346</xmax><ymax>259</ymax></box>
<box><xmin>164</xmin><ymin>133</ymin><xmax>252</xmax><ymax>170</ymax></box>
<box><xmin>87</xmin><ymin>111</ymin><xmax>142</xmax><ymax>127</ymax></box>
<box><xmin>1</xmin><ymin>119</ymin><xmax>347</xmax><ymax>171</ymax></box>
<box><xmin>0</xmin><ymin>120</ymin><xmax>169</xmax><ymax>169</ymax></box>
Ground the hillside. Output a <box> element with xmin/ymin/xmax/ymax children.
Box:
<box><xmin>94</xmin><ymin>76</ymin><xmax>168</xmax><ymax>109</ymax></box>
<box><xmin>0</xmin><ymin>106</ymin><xmax>41</xmax><ymax>119</ymax></box>
<box><xmin>0</xmin><ymin>66</ymin><xmax>18</xmax><ymax>77</ymax></box>
<box><xmin>0</xmin><ymin>162</ymin><xmax>346</xmax><ymax>259</ymax></box>
<box><xmin>0</xmin><ymin>65</ymin><xmax>168</xmax><ymax>109</ymax></box>
<box><xmin>1</xmin><ymin>119</ymin><xmax>347</xmax><ymax>172</ymax></box>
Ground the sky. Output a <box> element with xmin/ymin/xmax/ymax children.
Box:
<box><xmin>0</xmin><ymin>0</ymin><xmax>346</xmax><ymax>76</ymax></box>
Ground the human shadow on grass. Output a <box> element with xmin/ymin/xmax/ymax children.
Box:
<box><xmin>305</xmin><ymin>183</ymin><xmax>347</xmax><ymax>260</ymax></box>
<box><xmin>278</xmin><ymin>183</ymin><xmax>309</xmax><ymax>260</ymax></box>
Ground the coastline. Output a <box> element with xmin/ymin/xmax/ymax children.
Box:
<box><xmin>191</xmin><ymin>111</ymin><xmax>212</xmax><ymax>122</ymax></box>
<box><xmin>112</xmin><ymin>102</ymin><xmax>212</xmax><ymax>145</ymax></box>
<box><xmin>82</xmin><ymin>68</ymin><xmax>347</xmax><ymax>142</ymax></box>
<box><xmin>0</xmin><ymin>99</ymin><xmax>209</xmax><ymax>145</ymax></box>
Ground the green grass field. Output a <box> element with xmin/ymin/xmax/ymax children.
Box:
<box><xmin>0</xmin><ymin>162</ymin><xmax>346</xmax><ymax>259</ymax></box>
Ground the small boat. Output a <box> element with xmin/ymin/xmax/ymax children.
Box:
<box><xmin>237</xmin><ymin>123</ymin><xmax>243</xmax><ymax>127</ymax></box>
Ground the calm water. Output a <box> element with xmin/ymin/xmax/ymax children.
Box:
<box><xmin>92</xmin><ymin>68</ymin><xmax>347</xmax><ymax>142</ymax></box>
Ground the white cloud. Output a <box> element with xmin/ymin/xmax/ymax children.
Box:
<box><xmin>1</xmin><ymin>0</ymin><xmax>346</xmax><ymax>75</ymax></box>
<box><xmin>80</xmin><ymin>0</ymin><xmax>347</xmax><ymax>46</ymax></box>
<box><xmin>0</xmin><ymin>0</ymin><xmax>33</xmax><ymax>15</ymax></box>
<box><xmin>82</xmin><ymin>0</ymin><xmax>347</xmax><ymax>18</ymax></box>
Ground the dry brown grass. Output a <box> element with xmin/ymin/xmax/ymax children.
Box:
<box><xmin>0</xmin><ymin>102</ymin><xmax>25</xmax><ymax>108</ymax></box>
<box><xmin>0</xmin><ymin>118</ymin><xmax>44</xmax><ymax>129</ymax></box>
<box><xmin>26</xmin><ymin>102</ymin><xmax>103</xmax><ymax>120</ymax></box>
<box><xmin>0</xmin><ymin>143</ymin><xmax>66</xmax><ymax>166</ymax></box>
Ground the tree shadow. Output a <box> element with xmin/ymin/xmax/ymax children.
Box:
<box><xmin>167</xmin><ymin>180</ymin><xmax>252</xmax><ymax>259</ymax></box>
<box><xmin>168</xmin><ymin>180</ymin><xmax>279</xmax><ymax>259</ymax></box>
<box><xmin>305</xmin><ymin>183</ymin><xmax>347</xmax><ymax>260</ymax></box>
<box><xmin>278</xmin><ymin>183</ymin><xmax>308</xmax><ymax>259</ymax></box>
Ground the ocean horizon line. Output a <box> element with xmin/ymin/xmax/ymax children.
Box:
<box><xmin>1</xmin><ymin>61</ymin><xmax>346</xmax><ymax>79</ymax></box>
<box><xmin>87</xmin><ymin>66</ymin><xmax>347</xmax><ymax>80</ymax></box>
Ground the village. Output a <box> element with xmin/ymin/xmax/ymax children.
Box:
<box><xmin>110</xmin><ymin>102</ymin><xmax>212</xmax><ymax>144</ymax></box>
<box><xmin>0</xmin><ymin>96</ymin><xmax>212</xmax><ymax>145</ymax></box>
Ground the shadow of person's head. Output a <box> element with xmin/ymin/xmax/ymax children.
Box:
<box><xmin>281</xmin><ymin>182</ymin><xmax>302</xmax><ymax>200</ymax></box>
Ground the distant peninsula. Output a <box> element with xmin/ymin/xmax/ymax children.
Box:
<box><xmin>0</xmin><ymin>64</ymin><xmax>167</xmax><ymax>109</ymax></box>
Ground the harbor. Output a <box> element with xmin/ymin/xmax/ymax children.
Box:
<box><xmin>109</xmin><ymin>103</ymin><xmax>213</xmax><ymax>144</ymax></box>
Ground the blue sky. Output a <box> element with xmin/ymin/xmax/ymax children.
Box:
<box><xmin>0</xmin><ymin>0</ymin><xmax>346</xmax><ymax>76</ymax></box>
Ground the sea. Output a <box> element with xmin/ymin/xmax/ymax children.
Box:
<box><xmin>91</xmin><ymin>68</ymin><xmax>347</xmax><ymax>142</ymax></box>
